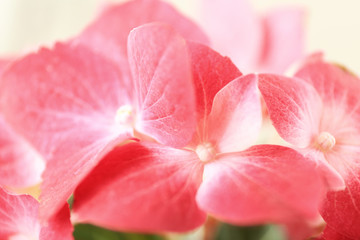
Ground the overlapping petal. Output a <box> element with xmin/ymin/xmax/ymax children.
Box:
<box><xmin>0</xmin><ymin>188</ymin><xmax>39</xmax><ymax>239</ymax></box>
<box><xmin>258</xmin><ymin>74</ymin><xmax>348</xmax><ymax>189</ymax></box>
<box><xmin>75</xmin><ymin>0</ymin><xmax>208</xmax><ymax>75</ymax></box>
<box><xmin>283</xmin><ymin>219</ymin><xmax>324</xmax><ymax>240</ymax></box>
<box><xmin>187</xmin><ymin>41</ymin><xmax>242</xmax><ymax>119</ymax></box>
<box><xmin>0</xmin><ymin>117</ymin><xmax>44</xmax><ymax>188</ymax></box>
<box><xmin>0</xmin><ymin>43</ymin><xmax>132</xmax><ymax>158</ymax></box>
<box><xmin>196</xmin><ymin>145</ymin><xmax>323</xmax><ymax>225</ymax></box>
<box><xmin>128</xmin><ymin>23</ymin><xmax>196</xmax><ymax>147</ymax></box>
<box><xmin>0</xmin><ymin>187</ymin><xmax>73</xmax><ymax>240</ymax></box>
<box><xmin>295</xmin><ymin>57</ymin><xmax>360</xmax><ymax>101</ymax></box>
<box><xmin>0</xmin><ymin>60</ymin><xmax>44</xmax><ymax>189</ymax></box>
<box><xmin>317</xmin><ymin>226</ymin><xmax>353</xmax><ymax>240</ymax></box>
<box><xmin>258</xmin><ymin>74</ymin><xmax>322</xmax><ymax>147</ymax></box>
<box><xmin>320</xmin><ymin>171</ymin><xmax>360</xmax><ymax>239</ymax></box>
<box><xmin>296</xmin><ymin>60</ymin><xmax>360</xmax><ymax>166</ymax></box>
<box><xmin>186</xmin><ymin>41</ymin><xmax>242</xmax><ymax>147</ymax></box>
<box><xmin>0</xmin><ymin>43</ymin><xmax>133</xmax><ymax>220</ymax></box>
<box><xmin>0</xmin><ymin>1</ymin><xmax>327</xmax><ymax>235</ymax></box>
<box><xmin>1</xmin><ymin>23</ymin><xmax>200</xmax><ymax>221</ymax></box>
<box><xmin>302</xmin><ymin>150</ymin><xmax>345</xmax><ymax>190</ymax></box>
<box><xmin>261</xmin><ymin>58</ymin><xmax>360</xmax><ymax>238</ymax></box>
<box><xmin>206</xmin><ymin>74</ymin><xmax>261</xmax><ymax>153</ymax></box>
<box><xmin>73</xmin><ymin>142</ymin><xmax>206</xmax><ymax>232</ymax></box>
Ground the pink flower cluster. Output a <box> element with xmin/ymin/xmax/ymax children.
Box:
<box><xmin>0</xmin><ymin>0</ymin><xmax>359</xmax><ymax>239</ymax></box>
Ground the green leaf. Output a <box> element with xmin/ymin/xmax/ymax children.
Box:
<box><xmin>67</xmin><ymin>195</ymin><xmax>74</xmax><ymax>209</ymax></box>
<box><xmin>215</xmin><ymin>223</ymin><xmax>285</xmax><ymax>240</ymax></box>
<box><xmin>73</xmin><ymin>224</ymin><xmax>164</xmax><ymax>240</ymax></box>
<box><xmin>259</xmin><ymin>225</ymin><xmax>287</xmax><ymax>240</ymax></box>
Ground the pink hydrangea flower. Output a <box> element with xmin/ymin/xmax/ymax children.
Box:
<box><xmin>199</xmin><ymin>0</ymin><xmax>305</xmax><ymax>73</ymax></box>
<box><xmin>258</xmin><ymin>54</ymin><xmax>360</xmax><ymax>239</ymax></box>
<box><xmin>70</xmin><ymin>37</ymin><xmax>323</xmax><ymax>233</ymax></box>
<box><xmin>0</xmin><ymin>21</ymin><xmax>323</xmax><ymax>234</ymax></box>
<box><xmin>0</xmin><ymin>23</ymin><xmax>202</xmax><ymax>222</ymax></box>
<box><xmin>0</xmin><ymin>187</ymin><xmax>73</xmax><ymax>240</ymax></box>
<box><xmin>0</xmin><ymin>0</ymin><xmax>208</xmax><ymax>195</ymax></box>
<box><xmin>0</xmin><ymin>0</ymin><xmax>207</xmax><ymax>192</ymax></box>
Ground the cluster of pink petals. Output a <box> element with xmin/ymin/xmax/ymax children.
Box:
<box><xmin>259</xmin><ymin>54</ymin><xmax>360</xmax><ymax>239</ymax></box>
<box><xmin>1</xmin><ymin>0</ymin><xmax>355</xmax><ymax>239</ymax></box>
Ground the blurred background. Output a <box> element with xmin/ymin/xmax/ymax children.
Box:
<box><xmin>0</xmin><ymin>0</ymin><xmax>359</xmax><ymax>74</ymax></box>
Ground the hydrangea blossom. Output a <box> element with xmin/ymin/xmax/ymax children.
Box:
<box><xmin>0</xmin><ymin>23</ymin><xmax>200</xmax><ymax>221</ymax></box>
<box><xmin>0</xmin><ymin>21</ymin><xmax>323</xmax><ymax>236</ymax></box>
<box><xmin>0</xmin><ymin>0</ymin><xmax>207</xmax><ymax>194</ymax></box>
<box><xmin>258</xmin><ymin>55</ymin><xmax>360</xmax><ymax>239</ymax></box>
<box><xmin>0</xmin><ymin>1</ymin><xmax>339</xmax><ymax>238</ymax></box>
<box><xmin>199</xmin><ymin>0</ymin><xmax>304</xmax><ymax>73</ymax></box>
<box><xmin>70</xmin><ymin>35</ymin><xmax>323</xmax><ymax>233</ymax></box>
<box><xmin>0</xmin><ymin>187</ymin><xmax>73</xmax><ymax>240</ymax></box>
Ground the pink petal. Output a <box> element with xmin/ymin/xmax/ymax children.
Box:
<box><xmin>295</xmin><ymin>57</ymin><xmax>360</xmax><ymax>101</ymax></box>
<box><xmin>187</xmin><ymin>41</ymin><xmax>242</xmax><ymax>120</ymax></box>
<box><xmin>320</xmin><ymin>172</ymin><xmax>360</xmax><ymax>239</ymax></box>
<box><xmin>40</xmin><ymin>136</ymin><xmax>127</xmax><ymax>221</ymax></box>
<box><xmin>0</xmin><ymin>187</ymin><xmax>73</xmax><ymax>240</ymax></box>
<box><xmin>0</xmin><ymin>59</ymin><xmax>10</xmax><ymax>75</ymax></box>
<box><xmin>301</xmin><ymin>149</ymin><xmax>345</xmax><ymax>191</ymax></box>
<box><xmin>206</xmin><ymin>74</ymin><xmax>262</xmax><ymax>153</ymax></box>
<box><xmin>0</xmin><ymin>43</ymin><xmax>132</xmax><ymax>220</ymax></box>
<box><xmin>128</xmin><ymin>23</ymin><xmax>196</xmax><ymax>147</ymax></box>
<box><xmin>39</xmin><ymin>205</ymin><xmax>73</xmax><ymax>240</ymax></box>
<box><xmin>259</xmin><ymin>7</ymin><xmax>305</xmax><ymax>73</ymax></box>
<box><xmin>258</xmin><ymin>74</ymin><xmax>346</xmax><ymax>190</ymax></box>
<box><xmin>317</xmin><ymin>226</ymin><xmax>353</xmax><ymax>240</ymax></box>
<box><xmin>258</xmin><ymin>74</ymin><xmax>323</xmax><ymax>147</ymax></box>
<box><xmin>196</xmin><ymin>145</ymin><xmax>323</xmax><ymax>225</ymax></box>
<box><xmin>199</xmin><ymin>0</ymin><xmax>262</xmax><ymax>71</ymax></box>
<box><xmin>0</xmin><ymin>116</ymin><xmax>44</xmax><ymax>188</ymax></box>
<box><xmin>73</xmin><ymin>142</ymin><xmax>206</xmax><ymax>232</ymax></box>
<box><xmin>75</xmin><ymin>0</ymin><xmax>208</xmax><ymax>70</ymax></box>
<box><xmin>295</xmin><ymin>59</ymin><xmax>360</xmax><ymax>153</ymax></box>
<box><xmin>283</xmin><ymin>219</ymin><xmax>325</xmax><ymax>240</ymax></box>
<box><xmin>0</xmin><ymin>59</ymin><xmax>44</xmax><ymax>188</ymax></box>
<box><xmin>186</xmin><ymin>41</ymin><xmax>242</xmax><ymax>146</ymax></box>
<box><xmin>294</xmin><ymin>58</ymin><xmax>360</xmax><ymax>189</ymax></box>
<box><xmin>0</xmin><ymin>188</ymin><xmax>39</xmax><ymax>239</ymax></box>
<box><xmin>1</xmin><ymin>43</ymin><xmax>131</xmax><ymax>157</ymax></box>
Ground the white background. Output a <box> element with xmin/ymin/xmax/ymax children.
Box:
<box><xmin>0</xmin><ymin>0</ymin><xmax>359</xmax><ymax>74</ymax></box>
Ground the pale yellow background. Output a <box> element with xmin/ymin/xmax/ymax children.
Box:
<box><xmin>0</xmin><ymin>0</ymin><xmax>359</xmax><ymax>74</ymax></box>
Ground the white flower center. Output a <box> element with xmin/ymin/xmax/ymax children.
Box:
<box><xmin>196</xmin><ymin>142</ymin><xmax>216</xmax><ymax>162</ymax></box>
<box><xmin>314</xmin><ymin>131</ymin><xmax>336</xmax><ymax>152</ymax></box>
<box><xmin>115</xmin><ymin>105</ymin><xmax>134</xmax><ymax>127</ymax></box>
